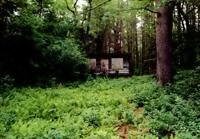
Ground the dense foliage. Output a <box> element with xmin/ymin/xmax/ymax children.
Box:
<box><xmin>0</xmin><ymin>69</ymin><xmax>199</xmax><ymax>138</ymax></box>
<box><xmin>134</xmin><ymin>68</ymin><xmax>200</xmax><ymax>138</ymax></box>
<box><xmin>0</xmin><ymin>0</ymin><xmax>88</xmax><ymax>87</ymax></box>
<box><xmin>1</xmin><ymin>0</ymin><xmax>200</xmax><ymax>86</ymax></box>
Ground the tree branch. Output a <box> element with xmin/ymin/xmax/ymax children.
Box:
<box><xmin>144</xmin><ymin>7</ymin><xmax>160</xmax><ymax>14</ymax></box>
<box><xmin>186</xmin><ymin>7</ymin><xmax>197</xmax><ymax>15</ymax></box>
<box><xmin>118</xmin><ymin>6</ymin><xmax>160</xmax><ymax>15</ymax></box>
<box><xmin>85</xmin><ymin>0</ymin><xmax>111</xmax><ymax>12</ymax></box>
<box><xmin>73</xmin><ymin>0</ymin><xmax>79</xmax><ymax>12</ymax></box>
<box><xmin>64</xmin><ymin>0</ymin><xmax>76</xmax><ymax>16</ymax></box>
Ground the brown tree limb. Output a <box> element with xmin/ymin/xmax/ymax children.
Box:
<box><xmin>144</xmin><ymin>7</ymin><xmax>160</xmax><ymax>15</ymax></box>
<box><xmin>85</xmin><ymin>0</ymin><xmax>111</xmax><ymax>12</ymax></box>
<box><xmin>73</xmin><ymin>0</ymin><xmax>79</xmax><ymax>13</ymax></box>
<box><xmin>64</xmin><ymin>0</ymin><xmax>76</xmax><ymax>16</ymax></box>
<box><xmin>186</xmin><ymin>7</ymin><xmax>197</xmax><ymax>15</ymax></box>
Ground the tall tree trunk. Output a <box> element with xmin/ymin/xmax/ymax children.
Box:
<box><xmin>86</xmin><ymin>0</ymin><xmax>93</xmax><ymax>35</ymax></box>
<box><xmin>156</xmin><ymin>6</ymin><xmax>173</xmax><ymax>85</ymax></box>
<box><xmin>128</xmin><ymin>16</ymin><xmax>137</xmax><ymax>75</ymax></box>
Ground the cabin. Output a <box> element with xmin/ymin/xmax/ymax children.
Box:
<box><xmin>88</xmin><ymin>23</ymin><xmax>131</xmax><ymax>76</ymax></box>
<box><xmin>88</xmin><ymin>53</ymin><xmax>131</xmax><ymax>76</ymax></box>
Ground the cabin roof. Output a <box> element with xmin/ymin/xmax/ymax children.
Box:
<box><xmin>88</xmin><ymin>53</ymin><xmax>131</xmax><ymax>59</ymax></box>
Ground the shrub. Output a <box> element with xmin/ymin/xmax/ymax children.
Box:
<box><xmin>83</xmin><ymin>109</ymin><xmax>101</xmax><ymax>128</ymax></box>
<box><xmin>133</xmin><ymin>69</ymin><xmax>200</xmax><ymax>137</ymax></box>
<box><xmin>0</xmin><ymin>74</ymin><xmax>14</xmax><ymax>93</ymax></box>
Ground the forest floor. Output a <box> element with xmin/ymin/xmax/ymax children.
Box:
<box><xmin>0</xmin><ymin>70</ymin><xmax>199</xmax><ymax>138</ymax></box>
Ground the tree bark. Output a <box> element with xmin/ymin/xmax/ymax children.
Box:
<box><xmin>156</xmin><ymin>6</ymin><xmax>173</xmax><ymax>85</ymax></box>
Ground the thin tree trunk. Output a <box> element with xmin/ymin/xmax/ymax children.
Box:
<box><xmin>86</xmin><ymin>0</ymin><xmax>92</xmax><ymax>35</ymax></box>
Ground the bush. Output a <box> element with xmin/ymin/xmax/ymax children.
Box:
<box><xmin>0</xmin><ymin>74</ymin><xmax>14</xmax><ymax>93</ymax></box>
<box><xmin>0</xmin><ymin>3</ymin><xmax>89</xmax><ymax>86</ymax></box>
<box><xmin>133</xmin><ymin>69</ymin><xmax>200</xmax><ymax>137</ymax></box>
<box><xmin>83</xmin><ymin>109</ymin><xmax>101</xmax><ymax>128</ymax></box>
<box><xmin>41</xmin><ymin>37</ymin><xmax>88</xmax><ymax>82</ymax></box>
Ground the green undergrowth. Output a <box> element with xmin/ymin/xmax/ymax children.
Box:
<box><xmin>0</xmin><ymin>69</ymin><xmax>200</xmax><ymax>138</ymax></box>
<box><xmin>0</xmin><ymin>76</ymin><xmax>154</xmax><ymax>138</ymax></box>
<box><xmin>134</xmin><ymin>68</ymin><xmax>200</xmax><ymax>138</ymax></box>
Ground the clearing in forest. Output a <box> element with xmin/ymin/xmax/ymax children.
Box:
<box><xmin>0</xmin><ymin>76</ymin><xmax>155</xmax><ymax>138</ymax></box>
<box><xmin>1</xmin><ymin>71</ymin><xmax>200</xmax><ymax>138</ymax></box>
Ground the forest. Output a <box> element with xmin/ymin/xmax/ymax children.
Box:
<box><xmin>0</xmin><ymin>0</ymin><xmax>200</xmax><ymax>138</ymax></box>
